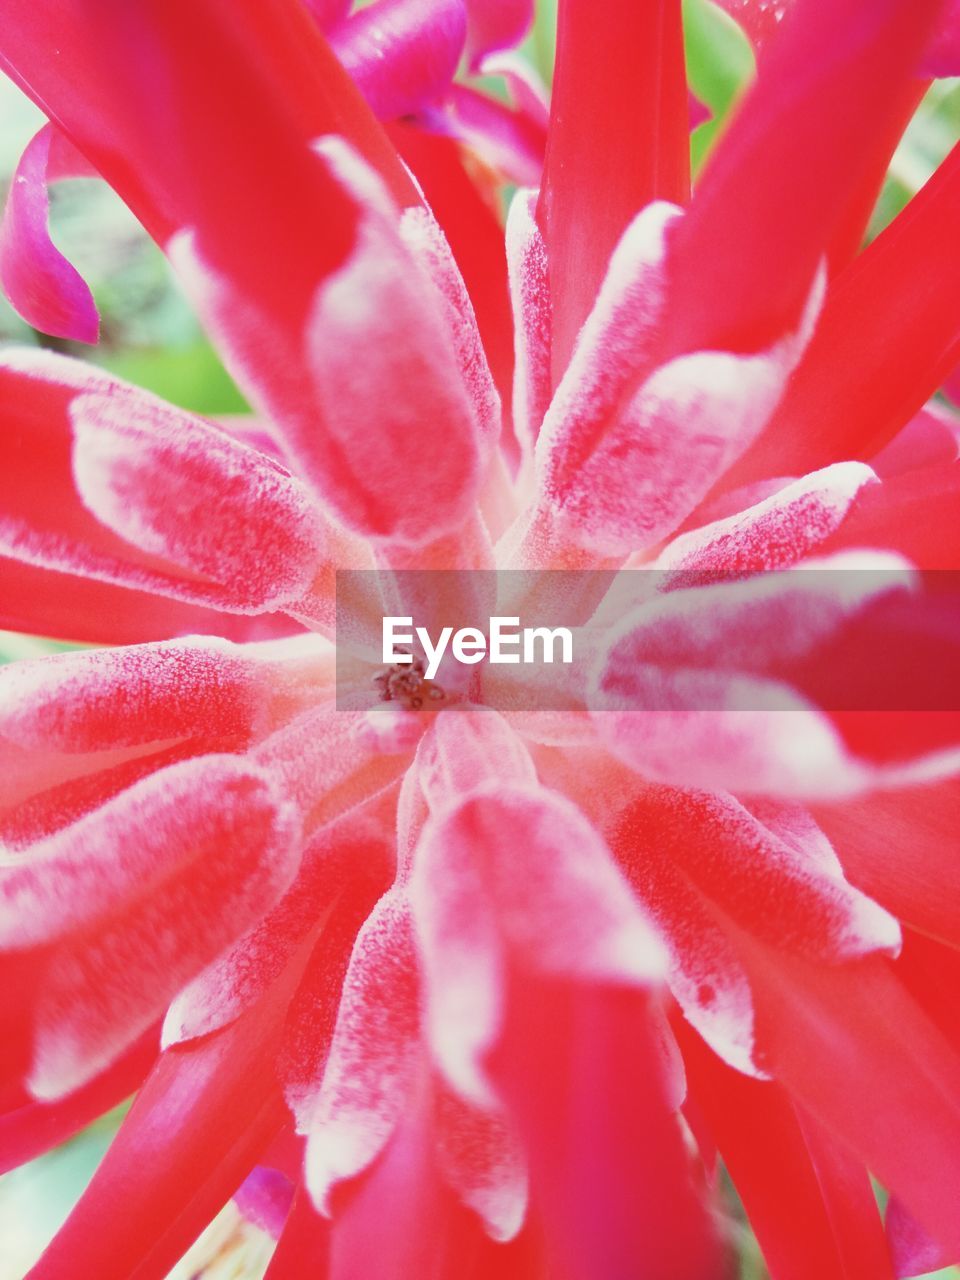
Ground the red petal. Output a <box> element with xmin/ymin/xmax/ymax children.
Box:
<box><xmin>727</xmin><ymin>144</ymin><xmax>960</xmax><ymax>486</ymax></box>
<box><xmin>539</xmin><ymin>0</ymin><xmax>690</xmax><ymax>375</ymax></box>
<box><xmin>679</xmin><ymin>1021</ymin><xmax>895</xmax><ymax>1280</ymax></box>
<box><xmin>506</xmin><ymin>189</ymin><xmax>552</xmax><ymax>453</ymax></box>
<box><xmin>813</xmin><ymin>780</ymin><xmax>960</xmax><ymax>947</ymax></box>
<box><xmin>746</xmin><ymin>948</ymin><xmax>960</xmax><ymax>1262</ymax></box>
<box><xmin>330</xmin><ymin>0</ymin><xmax>467</xmax><ymax>121</ymax></box>
<box><xmin>264</xmin><ymin>1183</ymin><xmax>330</xmax><ymax>1279</ymax></box>
<box><xmin>665</xmin><ymin>0</ymin><xmax>945</xmax><ymax>356</ymax></box>
<box><xmin>0</xmin><ymin>124</ymin><xmax>98</xmax><ymax>343</ymax></box>
<box><xmin>490</xmin><ymin>977</ymin><xmax>719</xmax><ymax>1280</ymax></box>
<box><xmin>0</xmin><ymin>1027</ymin><xmax>157</xmax><ymax>1175</ymax></box>
<box><xmin>25</xmin><ymin>991</ymin><xmax>292</xmax><ymax>1280</ymax></box>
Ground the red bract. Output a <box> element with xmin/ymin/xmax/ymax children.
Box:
<box><xmin>0</xmin><ymin>2</ymin><xmax>960</xmax><ymax>1279</ymax></box>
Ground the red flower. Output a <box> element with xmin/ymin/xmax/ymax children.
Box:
<box><xmin>0</xmin><ymin>2</ymin><xmax>959</xmax><ymax>1278</ymax></box>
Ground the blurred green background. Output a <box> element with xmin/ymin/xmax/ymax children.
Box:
<box><xmin>1</xmin><ymin>1</ymin><xmax>959</xmax><ymax>1275</ymax></box>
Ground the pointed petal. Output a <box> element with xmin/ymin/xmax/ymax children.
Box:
<box><xmin>167</xmin><ymin>800</ymin><xmax>393</xmax><ymax>1046</ymax></box>
<box><xmin>727</xmin><ymin>143</ymin><xmax>960</xmax><ymax>486</ymax></box>
<box><xmin>679</xmin><ymin>1022</ymin><xmax>895</xmax><ymax>1280</ymax></box>
<box><xmin>0</xmin><ymin>125</ymin><xmax>98</xmax><ymax>343</ymax></box>
<box><xmin>411</xmin><ymin>768</ymin><xmax>665</xmax><ymax>1103</ymax></box>
<box><xmin>665</xmin><ymin>0</ymin><xmax>946</xmax><ymax>356</ymax></box>
<box><xmin>304</xmin><ymin>890</ymin><xmax>420</xmax><ymax>1213</ymax></box>
<box><xmin>10</xmin><ymin>755</ymin><xmax>302</xmax><ymax>1099</ymax></box>
<box><xmin>539</xmin><ymin>0</ymin><xmax>691</xmax><ymax>373</ymax></box>
<box><xmin>658</xmin><ymin>462</ymin><xmax>879</xmax><ymax>578</ymax></box>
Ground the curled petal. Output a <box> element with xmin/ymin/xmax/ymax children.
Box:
<box><xmin>11</xmin><ymin>754</ymin><xmax>302</xmax><ymax>1099</ymax></box>
<box><xmin>331</xmin><ymin>0</ymin><xmax>467</xmax><ymax>121</ymax></box>
<box><xmin>0</xmin><ymin>637</ymin><xmax>268</xmax><ymax>754</ymax></box>
<box><xmin>542</xmin><ymin>266</ymin><xmax>824</xmax><ymax>556</ymax></box>
<box><xmin>433</xmin><ymin>1082</ymin><xmax>527</xmax><ymax>1242</ymax></box>
<box><xmin>0</xmin><ymin>124</ymin><xmax>98</xmax><ymax>343</ymax></box>
<box><xmin>0</xmin><ymin>349</ymin><xmax>331</xmax><ymax>620</ymax></box>
<box><xmin>399</xmin><ymin>204</ymin><xmax>500</xmax><ymax>447</ymax></box>
<box><xmin>410</xmin><ymin>781</ymin><xmax>665</xmax><ymax>1102</ymax></box>
<box><xmin>304</xmin><ymin>890</ymin><xmax>420</xmax><ymax>1213</ymax></box>
<box><xmin>71</xmin><ymin>386</ymin><xmax>329</xmax><ymax>614</ymax></box>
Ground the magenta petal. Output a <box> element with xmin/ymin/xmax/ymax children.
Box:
<box><xmin>0</xmin><ymin>124</ymin><xmax>99</xmax><ymax>344</ymax></box>
<box><xmin>330</xmin><ymin>0</ymin><xmax>467</xmax><ymax>121</ymax></box>
<box><xmin>887</xmin><ymin>1195</ymin><xmax>956</xmax><ymax>1278</ymax></box>
<box><xmin>922</xmin><ymin>0</ymin><xmax>960</xmax><ymax>75</ymax></box>
<box><xmin>234</xmin><ymin>1166</ymin><xmax>295</xmax><ymax>1241</ymax></box>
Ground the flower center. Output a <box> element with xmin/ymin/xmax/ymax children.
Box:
<box><xmin>373</xmin><ymin>652</ymin><xmax>447</xmax><ymax>711</ymax></box>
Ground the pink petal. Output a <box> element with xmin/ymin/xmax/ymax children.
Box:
<box><xmin>166</xmin><ymin>797</ymin><xmax>393</xmax><ymax>1046</ymax></box>
<box><xmin>399</xmin><ymin>203</ymin><xmax>500</xmax><ymax>447</ymax></box>
<box><xmin>922</xmin><ymin>0</ymin><xmax>960</xmax><ymax>75</ymax></box>
<box><xmin>410</xmin><ymin>770</ymin><xmax>665</xmax><ymax>1102</ymax></box>
<box><xmin>14</xmin><ymin>754</ymin><xmax>301</xmax><ymax>1099</ymax></box>
<box><xmin>441</xmin><ymin>85</ymin><xmax>546</xmax><ymax>187</ymax></box>
<box><xmin>590</xmin><ymin>555</ymin><xmax>939</xmax><ymax>795</ymax></box>
<box><xmin>464</xmin><ymin>0</ymin><xmax>532</xmax><ymax>69</ymax></box>
<box><xmin>432</xmin><ymin>1081</ymin><xmax>527</xmax><ymax>1242</ymax></box>
<box><xmin>505</xmin><ymin>189</ymin><xmax>552</xmax><ymax>454</ymax></box>
<box><xmin>657</xmin><ymin>462</ymin><xmax>879</xmax><ymax>578</ymax></box>
<box><xmin>0</xmin><ymin>349</ymin><xmax>331</xmax><ymax>619</ymax></box>
<box><xmin>234</xmin><ymin>1166</ymin><xmax>295</xmax><ymax>1241</ymax></box>
<box><xmin>71</xmin><ymin>384</ymin><xmax>330</xmax><ymax>615</ymax></box>
<box><xmin>303</xmin><ymin>889</ymin><xmax>420</xmax><ymax>1213</ymax></box>
<box><xmin>0</xmin><ymin>638</ymin><xmax>271</xmax><ymax>754</ymax></box>
<box><xmin>887</xmin><ymin>1195</ymin><xmax>955</xmax><ymax>1278</ymax></box>
<box><xmin>539</xmin><ymin>267</ymin><xmax>823</xmax><ymax>557</ymax></box>
<box><xmin>330</xmin><ymin>0</ymin><xmax>467</xmax><ymax>121</ymax></box>
<box><xmin>175</xmin><ymin>139</ymin><xmax>483</xmax><ymax>547</ymax></box>
<box><xmin>0</xmin><ymin>124</ymin><xmax>98</xmax><ymax>343</ymax></box>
